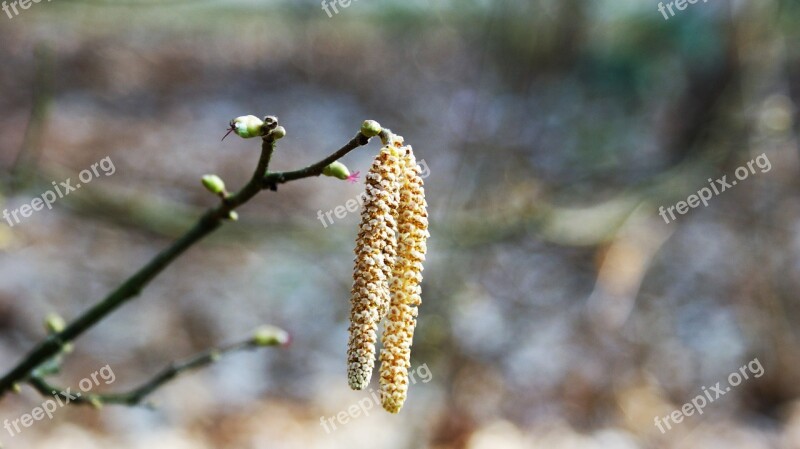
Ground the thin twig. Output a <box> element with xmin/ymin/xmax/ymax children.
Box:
<box><xmin>27</xmin><ymin>338</ymin><xmax>262</xmax><ymax>407</ymax></box>
<box><xmin>263</xmin><ymin>132</ymin><xmax>370</xmax><ymax>189</ymax></box>
<box><xmin>0</xmin><ymin>121</ymin><xmax>377</xmax><ymax>398</ymax></box>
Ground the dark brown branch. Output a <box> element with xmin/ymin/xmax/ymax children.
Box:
<box><xmin>0</xmin><ymin>120</ymin><xmax>382</xmax><ymax>398</ymax></box>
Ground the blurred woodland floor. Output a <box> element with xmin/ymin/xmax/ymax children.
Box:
<box><xmin>1</xmin><ymin>0</ymin><xmax>800</xmax><ymax>448</ymax></box>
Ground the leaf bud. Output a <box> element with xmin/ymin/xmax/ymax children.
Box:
<box><xmin>252</xmin><ymin>325</ymin><xmax>290</xmax><ymax>347</ymax></box>
<box><xmin>222</xmin><ymin>115</ymin><xmax>265</xmax><ymax>140</ymax></box>
<box><xmin>322</xmin><ymin>161</ymin><xmax>351</xmax><ymax>180</ymax></box>
<box><xmin>360</xmin><ymin>120</ymin><xmax>382</xmax><ymax>138</ymax></box>
<box><xmin>44</xmin><ymin>313</ymin><xmax>66</xmax><ymax>334</ymax></box>
<box><xmin>201</xmin><ymin>174</ymin><xmax>227</xmax><ymax>196</ymax></box>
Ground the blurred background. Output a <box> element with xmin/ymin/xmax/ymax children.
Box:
<box><xmin>1</xmin><ymin>0</ymin><xmax>799</xmax><ymax>447</ymax></box>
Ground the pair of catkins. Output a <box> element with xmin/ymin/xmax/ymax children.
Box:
<box><xmin>222</xmin><ymin>116</ymin><xmax>428</xmax><ymax>413</ymax></box>
<box><xmin>348</xmin><ymin>132</ymin><xmax>429</xmax><ymax>413</ymax></box>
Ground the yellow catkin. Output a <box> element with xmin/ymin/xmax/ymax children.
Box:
<box><xmin>379</xmin><ymin>145</ymin><xmax>429</xmax><ymax>413</ymax></box>
<box><xmin>347</xmin><ymin>143</ymin><xmax>403</xmax><ymax>390</ymax></box>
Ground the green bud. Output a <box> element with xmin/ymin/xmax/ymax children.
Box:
<box><xmin>322</xmin><ymin>161</ymin><xmax>351</xmax><ymax>180</ymax></box>
<box><xmin>270</xmin><ymin>126</ymin><xmax>286</xmax><ymax>140</ymax></box>
<box><xmin>227</xmin><ymin>211</ymin><xmax>239</xmax><ymax>221</ymax></box>
<box><xmin>89</xmin><ymin>396</ymin><xmax>103</xmax><ymax>409</ymax></box>
<box><xmin>44</xmin><ymin>313</ymin><xmax>66</xmax><ymax>334</ymax></box>
<box><xmin>360</xmin><ymin>120</ymin><xmax>382</xmax><ymax>138</ymax></box>
<box><xmin>223</xmin><ymin>115</ymin><xmax>265</xmax><ymax>140</ymax></box>
<box><xmin>252</xmin><ymin>325</ymin><xmax>290</xmax><ymax>346</ymax></box>
<box><xmin>201</xmin><ymin>174</ymin><xmax>226</xmax><ymax>196</ymax></box>
<box><xmin>11</xmin><ymin>383</ymin><xmax>20</xmax><ymax>394</ymax></box>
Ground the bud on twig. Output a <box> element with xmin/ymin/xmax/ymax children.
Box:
<box><xmin>44</xmin><ymin>313</ymin><xmax>74</xmax><ymax>353</ymax></box>
<box><xmin>201</xmin><ymin>174</ymin><xmax>227</xmax><ymax>197</ymax></box>
<box><xmin>209</xmin><ymin>351</ymin><xmax>222</xmax><ymax>362</ymax></box>
<box><xmin>222</xmin><ymin>115</ymin><xmax>266</xmax><ymax>140</ymax></box>
<box><xmin>44</xmin><ymin>313</ymin><xmax>66</xmax><ymax>334</ymax></box>
<box><xmin>360</xmin><ymin>120</ymin><xmax>382</xmax><ymax>138</ymax></box>
<box><xmin>252</xmin><ymin>325</ymin><xmax>290</xmax><ymax>347</ymax></box>
<box><xmin>323</xmin><ymin>161</ymin><xmax>351</xmax><ymax>180</ymax></box>
<box><xmin>269</xmin><ymin>126</ymin><xmax>286</xmax><ymax>140</ymax></box>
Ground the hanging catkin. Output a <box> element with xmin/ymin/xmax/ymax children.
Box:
<box><xmin>347</xmin><ymin>141</ymin><xmax>403</xmax><ymax>391</ymax></box>
<box><xmin>348</xmin><ymin>132</ymin><xmax>429</xmax><ymax>414</ymax></box>
<box><xmin>379</xmin><ymin>145</ymin><xmax>428</xmax><ymax>413</ymax></box>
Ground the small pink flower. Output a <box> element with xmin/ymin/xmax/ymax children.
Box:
<box><xmin>347</xmin><ymin>171</ymin><xmax>361</xmax><ymax>184</ymax></box>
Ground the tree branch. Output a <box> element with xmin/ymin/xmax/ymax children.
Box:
<box><xmin>0</xmin><ymin>119</ymin><xmax>380</xmax><ymax>398</ymax></box>
<box><xmin>262</xmin><ymin>130</ymin><xmax>379</xmax><ymax>189</ymax></box>
<box><xmin>26</xmin><ymin>334</ymin><xmax>279</xmax><ymax>407</ymax></box>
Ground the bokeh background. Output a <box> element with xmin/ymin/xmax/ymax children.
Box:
<box><xmin>1</xmin><ymin>0</ymin><xmax>800</xmax><ymax>447</ymax></box>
